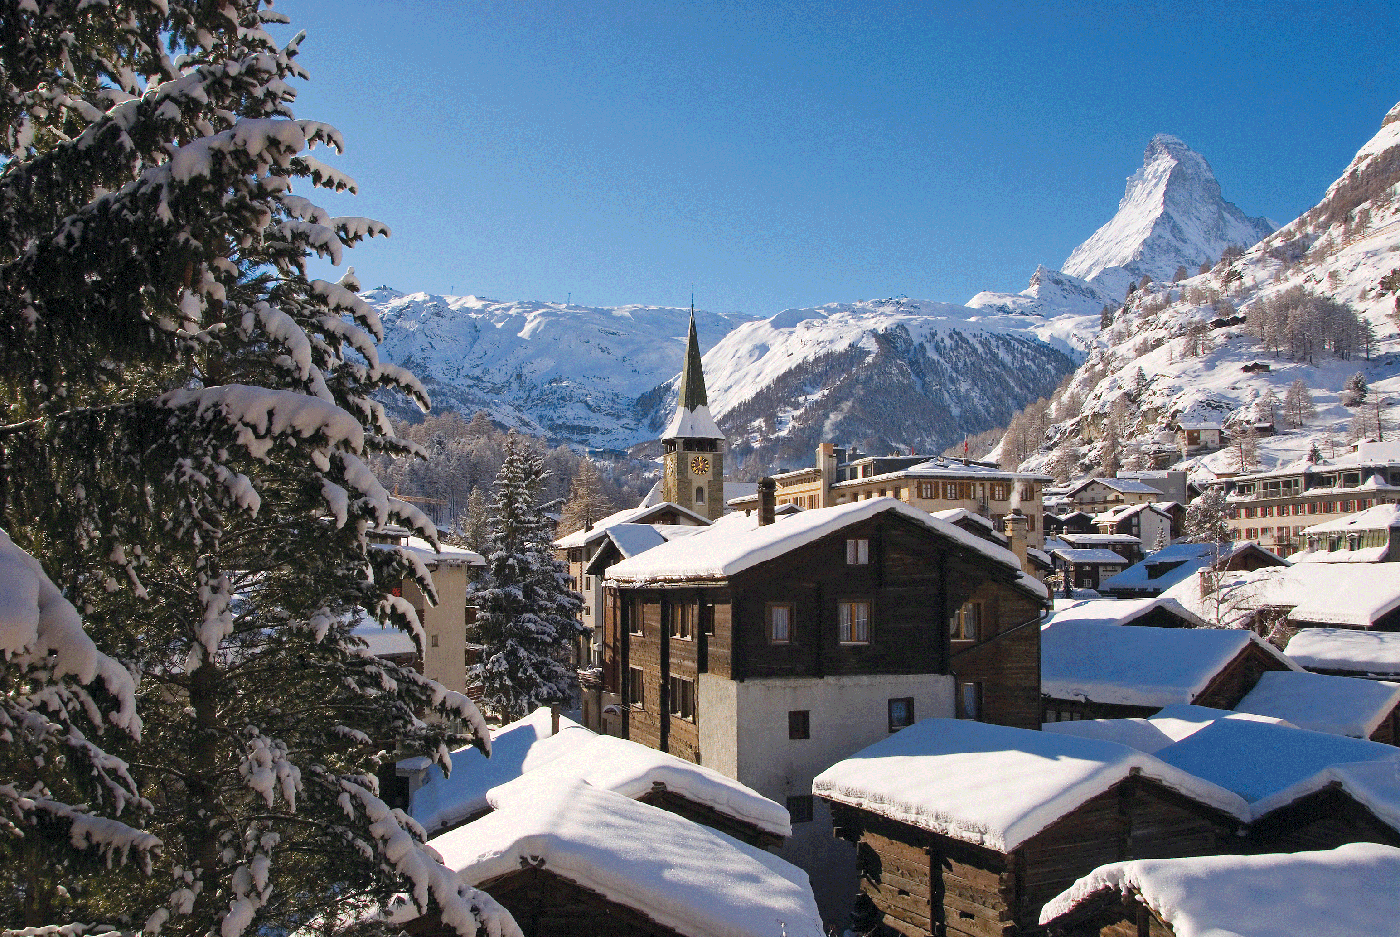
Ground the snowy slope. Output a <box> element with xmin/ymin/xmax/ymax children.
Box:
<box><xmin>1003</xmin><ymin>100</ymin><xmax>1400</xmax><ymax>482</ymax></box>
<box><xmin>967</xmin><ymin>265</ymin><xmax>1121</xmax><ymax>337</ymax></box>
<box><xmin>366</xmin><ymin>290</ymin><xmax>755</xmax><ymax>448</ymax></box>
<box><xmin>1062</xmin><ymin>134</ymin><xmax>1275</xmax><ymax>298</ymax></box>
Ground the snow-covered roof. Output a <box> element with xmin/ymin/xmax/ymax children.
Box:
<box><xmin>1100</xmin><ymin>541</ymin><xmax>1281</xmax><ymax>594</ymax></box>
<box><xmin>1093</xmin><ymin>501</ymin><xmax>1170</xmax><ymax>525</ymax></box>
<box><xmin>1235</xmin><ymin>670</ymin><xmax>1400</xmax><ymax>739</ymax></box>
<box><xmin>1059</xmin><ymin>532</ymin><xmax>1142</xmax><ymax>546</ymax></box>
<box><xmin>1051</xmin><ymin>548</ymin><xmax>1131</xmax><ymax>565</ymax></box>
<box><xmin>428</xmin><ymin>783</ymin><xmax>824</xmax><ymax>937</ymax></box>
<box><xmin>1152</xmin><ymin>718</ymin><xmax>1400</xmax><ymax>807</ymax></box>
<box><xmin>662</xmin><ymin>403</ymin><xmax>726</xmax><ymax>440</ymax></box>
<box><xmin>1294</xmin><ymin>544</ymin><xmax>1390</xmax><ymax>564</ymax></box>
<box><xmin>1044</xmin><ymin>706</ymin><xmax>1297</xmax><ymax>755</ymax></box>
<box><xmin>1177</xmin><ymin>420</ymin><xmax>1222</xmax><ymax>431</ymax></box>
<box><xmin>812</xmin><ymin>718</ymin><xmax>1247</xmax><ymax>853</ymax></box>
<box><xmin>1069</xmin><ymin>477</ymin><xmax>1164</xmax><ymax>496</ymax></box>
<box><xmin>484</xmin><ymin>733</ymin><xmax>791</xmax><ymax>838</ymax></box>
<box><xmin>1043</xmin><ymin>597</ymin><xmax>1207</xmax><ymax>629</ymax></box>
<box><xmin>1162</xmin><ymin>564</ymin><xmax>1400</xmax><ymax>630</ymax></box>
<box><xmin>371</xmin><ymin>536</ymin><xmax>484</xmax><ymax>568</ymax></box>
<box><xmin>1302</xmin><ymin>502</ymin><xmax>1400</xmax><ymax>535</ymax></box>
<box><xmin>350</xmin><ymin>617</ymin><xmax>418</xmax><ymax>657</ymax></box>
<box><xmin>1286</xmin><ymin>628</ymin><xmax>1400</xmax><ymax>676</ymax></box>
<box><xmin>835</xmin><ymin>457</ymin><xmax>1049</xmax><ymax>485</ymax></box>
<box><xmin>1041</xmin><ymin>621</ymin><xmax>1296</xmax><ymax>708</ymax></box>
<box><xmin>1039</xmin><ymin>843</ymin><xmax>1400</xmax><ymax>935</ymax></box>
<box><xmin>553</xmin><ymin>501</ymin><xmax>711</xmax><ymax>549</ymax></box>
<box><xmin>606</xmin><ymin>498</ymin><xmax>1047</xmax><ymax>599</ymax></box>
<box><xmin>408</xmin><ymin>707</ymin><xmax>594</xmax><ymax>834</ymax></box>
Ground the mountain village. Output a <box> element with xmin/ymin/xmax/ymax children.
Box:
<box><xmin>6</xmin><ymin>7</ymin><xmax>1400</xmax><ymax>937</ymax></box>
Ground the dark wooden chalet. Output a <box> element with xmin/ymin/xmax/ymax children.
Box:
<box><xmin>1041</xmin><ymin>622</ymin><xmax>1294</xmax><ymax>722</ymax></box>
<box><xmin>814</xmin><ymin>719</ymin><xmax>1247</xmax><ymax>937</ymax></box>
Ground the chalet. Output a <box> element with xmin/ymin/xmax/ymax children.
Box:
<box><xmin>1296</xmin><ymin>502</ymin><xmax>1400</xmax><ymax>562</ymax></box>
<box><xmin>1056</xmin><ymin>532</ymin><xmax>1143</xmax><ymax>564</ymax></box>
<box><xmin>1041</xmin><ymin>621</ymin><xmax>1296</xmax><ymax>722</ymax></box>
<box><xmin>1062</xmin><ymin>477</ymin><xmax>1165</xmax><ymax>515</ymax></box>
<box><xmin>406</xmin><ymin>783</ymin><xmax>825</xmax><ymax>937</ymax></box>
<box><xmin>600</xmin><ymin>494</ymin><xmax>1048</xmax><ymax>926</ymax></box>
<box><xmin>1048</xmin><ymin>547</ymin><xmax>1127</xmax><ymax>593</ymax></box>
<box><xmin>1039</xmin><ymin>844</ymin><xmax>1400</xmax><ymax>937</ymax></box>
<box><xmin>1043</xmin><ymin>510</ymin><xmax>1096</xmax><ymax>537</ymax></box>
<box><xmin>813</xmin><ymin>719</ymin><xmax>1248</xmax><ymax>937</ymax></box>
<box><xmin>1234</xmin><ymin>670</ymin><xmax>1400</xmax><ymax>744</ymax></box>
<box><xmin>731</xmin><ymin>444</ymin><xmax>1053</xmax><ymax>548</ymax></box>
<box><xmin>1098</xmin><ymin>541</ymin><xmax>1286</xmax><ymax>599</ymax></box>
<box><xmin>1152</xmin><ymin>718</ymin><xmax>1400</xmax><ymax>853</ymax></box>
<box><xmin>1092</xmin><ymin>502</ymin><xmax>1174</xmax><ymax>549</ymax></box>
<box><xmin>1285</xmin><ymin>628</ymin><xmax>1400</xmax><ymax>680</ymax></box>
<box><xmin>357</xmin><ymin>527</ymin><xmax>484</xmax><ymax>695</ymax></box>
<box><xmin>1045</xmin><ymin>597</ymin><xmax>1207</xmax><ymax>630</ymax></box>
<box><xmin>1176</xmin><ymin>421</ymin><xmax>1222</xmax><ymax>453</ymax></box>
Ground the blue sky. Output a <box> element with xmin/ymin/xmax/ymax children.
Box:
<box><xmin>275</xmin><ymin>1</ymin><xmax>1400</xmax><ymax>316</ymax></box>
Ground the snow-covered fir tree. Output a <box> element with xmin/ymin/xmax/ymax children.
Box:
<box><xmin>0</xmin><ymin>3</ymin><xmax>514</xmax><ymax>935</ymax></box>
<box><xmin>1184</xmin><ymin>488</ymin><xmax>1231</xmax><ymax>544</ymax></box>
<box><xmin>476</xmin><ymin>435</ymin><xmax>585</xmax><ymax>722</ymax></box>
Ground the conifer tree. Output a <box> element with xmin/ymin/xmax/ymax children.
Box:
<box><xmin>556</xmin><ymin>459</ymin><xmax>616</xmax><ymax>536</ymax></box>
<box><xmin>1184</xmin><ymin>488</ymin><xmax>1232</xmax><ymax>544</ymax></box>
<box><xmin>0</xmin><ymin>3</ymin><xmax>513</xmax><ymax>935</ymax></box>
<box><xmin>476</xmin><ymin>435</ymin><xmax>585</xmax><ymax>722</ymax></box>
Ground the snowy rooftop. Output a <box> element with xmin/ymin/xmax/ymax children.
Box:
<box><xmin>662</xmin><ymin>403</ymin><xmax>726</xmax><ymax>441</ymax></box>
<box><xmin>1100</xmin><ymin>541</ymin><xmax>1279</xmax><ymax>594</ymax></box>
<box><xmin>408</xmin><ymin>707</ymin><xmax>594</xmax><ymax>834</ymax></box>
<box><xmin>553</xmin><ymin>502</ymin><xmax>711</xmax><ymax>549</ymax></box>
<box><xmin>428</xmin><ymin>783</ymin><xmax>824</xmax><ymax>937</ymax></box>
<box><xmin>812</xmin><ymin>718</ymin><xmax>1247</xmax><ymax>853</ymax></box>
<box><xmin>1302</xmin><ymin>502</ymin><xmax>1400</xmax><ymax>535</ymax></box>
<box><xmin>1161</xmin><ymin>564</ymin><xmax>1400</xmax><ymax>629</ymax></box>
<box><xmin>1051</xmin><ymin>548</ymin><xmax>1131</xmax><ymax>565</ymax></box>
<box><xmin>484</xmin><ymin>733</ymin><xmax>791</xmax><ymax>838</ymax></box>
<box><xmin>1235</xmin><ymin>670</ymin><xmax>1400</xmax><ymax>739</ymax></box>
<box><xmin>833</xmin><ymin>457</ymin><xmax>1049</xmax><ymax>485</ymax></box>
<box><xmin>1039</xmin><ymin>843</ymin><xmax>1400</xmax><ymax>935</ymax></box>
<box><xmin>1041</xmin><ymin>621</ymin><xmax>1295</xmax><ymax>708</ymax></box>
<box><xmin>1059</xmin><ymin>532</ymin><xmax>1142</xmax><ymax>546</ymax></box>
<box><xmin>1043</xmin><ymin>597</ymin><xmax>1206</xmax><ymax>629</ymax></box>
<box><xmin>1152</xmin><ymin>718</ymin><xmax>1400</xmax><ymax>808</ymax></box>
<box><xmin>350</xmin><ymin>616</ymin><xmax>418</xmax><ymax>658</ymax></box>
<box><xmin>1286</xmin><ymin>628</ymin><xmax>1400</xmax><ymax>676</ymax></box>
<box><xmin>1044</xmin><ymin>706</ymin><xmax>1297</xmax><ymax>755</ymax></box>
<box><xmin>1069</xmin><ymin>477</ymin><xmax>1164</xmax><ymax>496</ymax></box>
<box><xmin>606</xmin><ymin>498</ymin><xmax>1046</xmax><ymax>599</ymax></box>
<box><xmin>1293</xmin><ymin>544</ymin><xmax>1390</xmax><ymax>564</ymax></box>
<box><xmin>371</xmin><ymin>535</ymin><xmax>484</xmax><ymax>568</ymax></box>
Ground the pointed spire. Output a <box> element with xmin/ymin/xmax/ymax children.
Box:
<box><xmin>677</xmin><ymin>308</ymin><xmax>708</xmax><ymax>411</ymax></box>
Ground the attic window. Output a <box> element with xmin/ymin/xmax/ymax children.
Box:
<box><xmin>768</xmin><ymin>604</ymin><xmax>792</xmax><ymax>644</ymax></box>
<box><xmin>846</xmin><ymin>538</ymin><xmax>869</xmax><ymax>565</ymax></box>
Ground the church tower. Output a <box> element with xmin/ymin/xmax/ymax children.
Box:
<box><xmin>662</xmin><ymin>311</ymin><xmax>725</xmax><ymax>521</ymax></box>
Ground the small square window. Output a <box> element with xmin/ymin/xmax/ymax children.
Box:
<box><xmin>950</xmin><ymin>602</ymin><xmax>981</xmax><ymax>641</ymax></box>
<box><xmin>628</xmin><ymin>667</ymin><xmax>645</xmax><ymax>709</ymax></box>
<box><xmin>430</xmin><ymin>634</ymin><xmax>439</xmax><ymax>648</ymax></box>
<box><xmin>888</xmin><ymin>697</ymin><xmax>915</xmax><ymax>732</ymax></box>
<box><xmin>768</xmin><ymin>603</ymin><xmax>792</xmax><ymax>643</ymax></box>
<box><xmin>789</xmin><ymin>710</ymin><xmax>810</xmax><ymax>740</ymax></box>
<box><xmin>786</xmin><ymin>795</ymin><xmax>814</xmax><ymax>824</ymax></box>
<box><xmin>846</xmin><ymin>538</ymin><xmax>869</xmax><ymax>565</ymax></box>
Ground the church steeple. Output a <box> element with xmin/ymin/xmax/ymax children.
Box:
<box><xmin>661</xmin><ymin>306</ymin><xmax>725</xmax><ymax>519</ymax></box>
<box><xmin>676</xmin><ymin>310</ymin><xmax>709</xmax><ymax>412</ymax></box>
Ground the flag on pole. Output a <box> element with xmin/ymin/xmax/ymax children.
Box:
<box><xmin>963</xmin><ymin>436</ymin><xmax>969</xmax><ymax>457</ymax></box>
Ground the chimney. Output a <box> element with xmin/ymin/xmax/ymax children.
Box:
<box><xmin>1004</xmin><ymin>511</ymin><xmax>1029</xmax><ymax>572</ymax></box>
<box><xmin>817</xmin><ymin>442</ymin><xmax>837</xmax><ymax>508</ymax></box>
<box><xmin>758</xmin><ymin>477</ymin><xmax>776</xmax><ymax>526</ymax></box>
<box><xmin>550</xmin><ymin>704</ymin><xmax>560</xmax><ymax>736</ymax></box>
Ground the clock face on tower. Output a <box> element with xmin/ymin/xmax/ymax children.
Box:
<box><xmin>689</xmin><ymin>455</ymin><xmax>710</xmax><ymax>476</ymax></box>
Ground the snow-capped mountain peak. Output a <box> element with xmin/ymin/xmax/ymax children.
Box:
<box><xmin>1061</xmin><ymin>134</ymin><xmax>1274</xmax><ymax>298</ymax></box>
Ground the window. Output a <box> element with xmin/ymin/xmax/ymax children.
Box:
<box><xmin>628</xmin><ymin>667</ymin><xmax>645</xmax><ymax>708</ymax></box>
<box><xmin>786</xmin><ymin>795</ymin><xmax>814</xmax><ymax>824</ymax></box>
<box><xmin>846</xmin><ymin>538</ymin><xmax>869</xmax><ymax>565</ymax></box>
<box><xmin>789</xmin><ymin>710</ymin><xmax>810</xmax><ymax>740</ymax></box>
<box><xmin>669</xmin><ymin>602</ymin><xmax>694</xmax><ymax>640</ymax></box>
<box><xmin>669</xmin><ymin>676</ymin><xmax>695</xmax><ymax>721</ymax></box>
<box><xmin>991</xmin><ymin>482</ymin><xmax>1008</xmax><ymax>501</ymax></box>
<box><xmin>956</xmin><ymin>681</ymin><xmax>983</xmax><ymax>720</ymax></box>
<box><xmin>944</xmin><ymin>482</ymin><xmax>957</xmax><ymax>499</ymax></box>
<box><xmin>918</xmin><ymin>481</ymin><xmax>935</xmax><ymax>499</ymax></box>
<box><xmin>629</xmin><ymin>606</ymin><xmax>644</xmax><ymax>636</ymax></box>
<box><xmin>701</xmin><ymin>602</ymin><xmax>715</xmax><ymax>636</ymax></box>
<box><xmin>888</xmin><ymin>697</ymin><xmax>915</xmax><ymax>732</ymax></box>
<box><xmin>695</xmin><ymin>485</ymin><xmax>705</xmax><ymax>503</ymax></box>
<box><xmin>430</xmin><ymin>634</ymin><xmax>439</xmax><ymax>648</ymax></box>
<box><xmin>839</xmin><ymin>601</ymin><xmax>870</xmax><ymax>644</ymax></box>
<box><xmin>768</xmin><ymin>603</ymin><xmax>793</xmax><ymax>644</ymax></box>
<box><xmin>950</xmin><ymin>602</ymin><xmax>981</xmax><ymax>641</ymax></box>
<box><xmin>584</xmin><ymin>575</ymin><xmax>593</xmax><ymax>590</ymax></box>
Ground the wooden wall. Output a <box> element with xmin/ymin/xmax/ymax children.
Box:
<box><xmin>1247</xmin><ymin>787</ymin><xmax>1400</xmax><ymax>853</ymax></box>
<box><xmin>1193</xmin><ymin>642</ymin><xmax>1292</xmax><ymax>710</ymax></box>
<box><xmin>950</xmin><ymin>581</ymin><xmax>1043</xmax><ymax>729</ymax></box>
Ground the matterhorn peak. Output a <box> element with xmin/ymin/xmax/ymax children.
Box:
<box><xmin>1061</xmin><ymin>134</ymin><xmax>1273</xmax><ymax>298</ymax></box>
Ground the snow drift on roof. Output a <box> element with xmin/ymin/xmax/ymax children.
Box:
<box><xmin>553</xmin><ymin>502</ymin><xmax>711</xmax><ymax>549</ymax></box>
<box><xmin>409</xmin><ymin>707</ymin><xmax>594</xmax><ymax>834</ymax></box>
<box><xmin>606</xmin><ymin>498</ymin><xmax>1046</xmax><ymax>598</ymax></box>
<box><xmin>662</xmin><ymin>403</ymin><xmax>726</xmax><ymax>440</ymax></box>
<box><xmin>1041</xmin><ymin>621</ymin><xmax>1295</xmax><ymax>708</ymax></box>
<box><xmin>1152</xmin><ymin>718</ymin><xmax>1400</xmax><ymax>805</ymax></box>
<box><xmin>428</xmin><ymin>783</ymin><xmax>824</xmax><ymax>937</ymax></box>
<box><xmin>1043</xmin><ymin>706</ymin><xmax>1296</xmax><ymax>755</ymax></box>
<box><xmin>1039</xmin><ymin>843</ymin><xmax>1400</xmax><ymax>935</ymax></box>
<box><xmin>1302</xmin><ymin>502</ymin><xmax>1400</xmax><ymax>534</ymax></box>
<box><xmin>812</xmin><ymin>718</ymin><xmax>1247</xmax><ymax>853</ymax></box>
<box><xmin>1235</xmin><ymin>670</ymin><xmax>1400</xmax><ymax>739</ymax></box>
<box><xmin>1162</xmin><ymin>564</ymin><xmax>1400</xmax><ymax>630</ymax></box>
<box><xmin>1050</xmin><ymin>548</ymin><xmax>1130</xmax><ymax>565</ymax></box>
<box><xmin>485</xmin><ymin>734</ymin><xmax>791</xmax><ymax>837</ymax></box>
<box><xmin>1286</xmin><ymin>628</ymin><xmax>1400</xmax><ymax>675</ymax></box>
<box><xmin>1043</xmin><ymin>597</ymin><xmax>1206</xmax><ymax>629</ymax></box>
